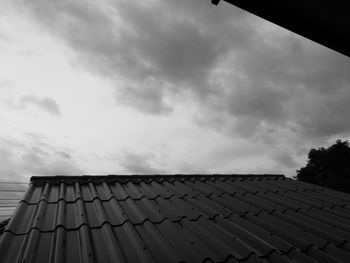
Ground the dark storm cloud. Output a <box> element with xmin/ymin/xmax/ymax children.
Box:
<box><xmin>21</xmin><ymin>0</ymin><xmax>350</xmax><ymax>140</ymax></box>
<box><xmin>19</xmin><ymin>95</ymin><xmax>61</xmax><ymax>115</ymax></box>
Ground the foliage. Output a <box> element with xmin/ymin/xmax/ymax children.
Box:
<box><xmin>296</xmin><ymin>140</ymin><xmax>350</xmax><ymax>193</ymax></box>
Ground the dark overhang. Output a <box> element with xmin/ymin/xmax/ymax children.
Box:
<box><xmin>212</xmin><ymin>0</ymin><xmax>350</xmax><ymax>57</ymax></box>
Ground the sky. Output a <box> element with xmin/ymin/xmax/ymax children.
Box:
<box><xmin>0</xmin><ymin>0</ymin><xmax>349</xmax><ymax>182</ymax></box>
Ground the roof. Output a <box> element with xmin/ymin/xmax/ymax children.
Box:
<box><xmin>0</xmin><ymin>182</ymin><xmax>28</xmax><ymax>222</ymax></box>
<box><xmin>1</xmin><ymin>174</ymin><xmax>350</xmax><ymax>263</ymax></box>
<box><xmin>212</xmin><ymin>0</ymin><xmax>350</xmax><ymax>57</ymax></box>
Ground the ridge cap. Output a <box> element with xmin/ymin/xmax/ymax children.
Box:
<box><xmin>30</xmin><ymin>174</ymin><xmax>285</xmax><ymax>183</ymax></box>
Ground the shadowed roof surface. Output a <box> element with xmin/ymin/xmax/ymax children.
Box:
<box><xmin>1</xmin><ymin>174</ymin><xmax>350</xmax><ymax>263</ymax></box>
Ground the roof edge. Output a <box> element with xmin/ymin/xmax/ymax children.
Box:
<box><xmin>30</xmin><ymin>174</ymin><xmax>285</xmax><ymax>184</ymax></box>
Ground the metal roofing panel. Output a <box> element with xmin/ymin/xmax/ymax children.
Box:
<box><xmin>1</xmin><ymin>174</ymin><xmax>350</xmax><ymax>263</ymax></box>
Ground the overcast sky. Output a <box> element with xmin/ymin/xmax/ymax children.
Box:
<box><xmin>1</xmin><ymin>0</ymin><xmax>349</xmax><ymax>182</ymax></box>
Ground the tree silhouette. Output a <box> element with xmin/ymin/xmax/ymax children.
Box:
<box><xmin>296</xmin><ymin>140</ymin><xmax>350</xmax><ymax>193</ymax></box>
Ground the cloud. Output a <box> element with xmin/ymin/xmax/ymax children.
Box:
<box><xmin>20</xmin><ymin>0</ymin><xmax>245</xmax><ymax>113</ymax></box>
<box><xmin>117</xmin><ymin>78</ymin><xmax>172</xmax><ymax>114</ymax></box>
<box><xmin>0</xmin><ymin>135</ymin><xmax>82</xmax><ymax>181</ymax></box>
<box><xmin>57</xmin><ymin>151</ymin><xmax>71</xmax><ymax>159</ymax></box>
<box><xmin>21</xmin><ymin>146</ymin><xmax>48</xmax><ymax>163</ymax></box>
<box><xmin>19</xmin><ymin>95</ymin><xmax>61</xmax><ymax>115</ymax></box>
<box><xmin>272</xmin><ymin>151</ymin><xmax>298</xmax><ymax>169</ymax></box>
<box><xmin>32</xmin><ymin>160</ymin><xmax>83</xmax><ymax>176</ymax></box>
<box><xmin>20</xmin><ymin>0</ymin><xmax>350</xmax><ymax>143</ymax></box>
<box><xmin>119</xmin><ymin>151</ymin><xmax>163</xmax><ymax>174</ymax></box>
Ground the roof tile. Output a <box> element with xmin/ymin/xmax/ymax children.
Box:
<box><xmin>1</xmin><ymin>174</ymin><xmax>350</xmax><ymax>263</ymax></box>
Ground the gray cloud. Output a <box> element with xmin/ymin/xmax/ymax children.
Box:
<box><xmin>32</xmin><ymin>160</ymin><xmax>83</xmax><ymax>176</ymax></box>
<box><xmin>57</xmin><ymin>151</ymin><xmax>71</xmax><ymax>160</ymax></box>
<box><xmin>117</xmin><ymin>78</ymin><xmax>172</xmax><ymax>114</ymax></box>
<box><xmin>119</xmin><ymin>151</ymin><xmax>163</xmax><ymax>174</ymax></box>
<box><xmin>21</xmin><ymin>146</ymin><xmax>47</xmax><ymax>163</ymax></box>
<box><xmin>272</xmin><ymin>151</ymin><xmax>298</xmax><ymax>169</ymax></box>
<box><xmin>20</xmin><ymin>0</ymin><xmax>247</xmax><ymax>113</ymax></box>
<box><xmin>19</xmin><ymin>95</ymin><xmax>61</xmax><ymax>115</ymax></box>
<box><xmin>0</xmin><ymin>135</ymin><xmax>82</xmax><ymax>181</ymax></box>
<box><xmin>223</xmin><ymin>38</ymin><xmax>350</xmax><ymax>140</ymax></box>
<box><xmin>21</xmin><ymin>0</ymin><xmax>350</xmax><ymax>142</ymax></box>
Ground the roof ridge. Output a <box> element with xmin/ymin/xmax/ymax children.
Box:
<box><xmin>30</xmin><ymin>174</ymin><xmax>285</xmax><ymax>183</ymax></box>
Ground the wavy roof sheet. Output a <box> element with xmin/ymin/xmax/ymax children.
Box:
<box><xmin>1</xmin><ymin>174</ymin><xmax>350</xmax><ymax>263</ymax></box>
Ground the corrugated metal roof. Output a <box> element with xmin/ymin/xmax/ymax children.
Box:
<box><xmin>1</xmin><ymin>174</ymin><xmax>350</xmax><ymax>263</ymax></box>
<box><xmin>0</xmin><ymin>182</ymin><xmax>28</xmax><ymax>222</ymax></box>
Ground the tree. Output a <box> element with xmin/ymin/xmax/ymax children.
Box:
<box><xmin>296</xmin><ymin>140</ymin><xmax>350</xmax><ymax>193</ymax></box>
